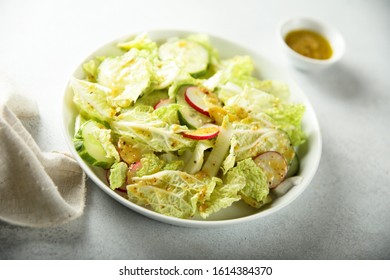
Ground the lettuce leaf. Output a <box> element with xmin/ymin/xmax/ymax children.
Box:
<box><xmin>212</xmin><ymin>56</ymin><xmax>261</xmax><ymax>89</ymax></box>
<box><xmin>222</xmin><ymin>115</ymin><xmax>295</xmax><ymax>173</ymax></box>
<box><xmin>221</xmin><ymin>56</ymin><xmax>255</xmax><ymax>79</ymax></box>
<box><xmin>136</xmin><ymin>152</ymin><xmax>184</xmax><ymax>175</ymax></box>
<box><xmin>224</xmin><ymin>86</ymin><xmax>276</xmax><ymax>110</ymax></box>
<box><xmin>255</xmin><ymin>80</ymin><xmax>290</xmax><ymax>100</ymax></box>
<box><xmin>163</xmin><ymin>160</ymin><xmax>184</xmax><ymax>171</ymax></box>
<box><xmin>136</xmin><ymin>153</ymin><xmax>165</xmax><ymax>177</ymax></box>
<box><xmin>117</xmin><ymin>33</ymin><xmax>158</xmax><ymax>53</ymax></box>
<box><xmin>97</xmin><ymin>49</ymin><xmax>153</xmax><ymax>107</ymax></box>
<box><xmin>117</xmin><ymin>33</ymin><xmax>181</xmax><ymax>91</ymax></box>
<box><xmin>71</xmin><ymin>77</ymin><xmax>116</xmax><ymax>123</ymax></box>
<box><xmin>199</xmin><ymin>173</ymin><xmax>244</xmax><ymax>218</ymax></box>
<box><xmin>110</xmin><ymin>107</ymin><xmax>195</xmax><ymax>152</ymax></box>
<box><xmin>225</xmin><ymin>86</ymin><xmax>306</xmax><ymax>146</ymax></box>
<box><xmin>134</xmin><ymin>90</ymin><xmax>169</xmax><ymax>107</ymax></box>
<box><xmin>159</xmin><ymin>152</ymin><xmax>185</xmax><ymax>171</ymax></box>
<box><xmin>227</xmin><ymin>158</ymin><xmax>270</xmax><ymax>208</ymax></box>
<box><xmin>217</xmin><ymin>82</ymin><xmax>243</xmax><ymax>104</ymax></box>
<box><xmin>82</xmin><ymin>59</ymin><xmax>103</xmax><ymax>82</ymax></box>
<box><xmin>152</xmin><ymin>104</ymin><xmax>181</xmax><ymax>125</ymax></box>
<box><xmin>264</xmin><ymin>103</ymin><xmax>306</xmax><ymax>146</ymax></box>
<box><xmin>109</xmin><ymin>162</ymin><xmax>128</xmax><ymax>190</ymax></box>
<box><xmin>127</xmin><ymin>170</ymin><xmax>219</xmax><ymax>218</ymax></box>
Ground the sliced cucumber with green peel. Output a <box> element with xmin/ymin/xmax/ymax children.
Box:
<box><xmin>176</xmin><ymin>86</ymin><xmax>212</xmax><ymax>129</ymax></box>
<box><xmin>74</xmin><ymin>120</ymin><xmax>117</xmax><ymax>169</ymax></box>
<box><xmin>158</xmin><ymin>39</ymin><xmax>209</xmax><ymax>75</ymax></box>
<box><xmin>286</xmin><ymin>154</ymin><xmax>299</xmax><ymax>178</ymax></box>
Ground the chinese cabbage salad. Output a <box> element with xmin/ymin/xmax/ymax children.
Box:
<box><xmin>71</xmin><ymin>33</ymin><xmax>306</xmax><ymax>219</ymax></box>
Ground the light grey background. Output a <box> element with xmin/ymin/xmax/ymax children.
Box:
<box><xmin>0</xmin><ymin>0</ymin><xmax>389</xmax><ymax>259</ymax></box>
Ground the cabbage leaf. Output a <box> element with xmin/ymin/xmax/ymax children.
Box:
<box><xmin>127</xmin><ymin>170</ymin><xmax>219</xmax><ymax>218</ymax></box>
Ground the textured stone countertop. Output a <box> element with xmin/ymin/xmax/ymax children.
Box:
<box><xmin>0</xmin><ymin>0</ymin><xmax>389</xmax><ymax>259</ymax></box>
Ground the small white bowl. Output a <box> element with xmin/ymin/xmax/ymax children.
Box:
<box><xmin>278</xmin><ymin>17</ymin><xmax>345</xmax><ymax>71</ymax></box>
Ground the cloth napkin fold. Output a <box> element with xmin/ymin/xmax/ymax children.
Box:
<box><xmin>0</xmin><ymin>74</ymin><xmax>86</xmax><ymax>228</ymax></box>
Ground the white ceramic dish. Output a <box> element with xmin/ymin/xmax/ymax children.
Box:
<box><xmin>62</xmin><ymin>30</ymin><xmax>322</xmax><ymax>228</ymax></box>
<box><xmin>278</xmin><ymin>17</ymin><xmax>345</xmax><ymax>71</ymax></box>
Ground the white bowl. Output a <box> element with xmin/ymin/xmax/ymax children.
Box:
<box><xmin>62</xmin><ymin>30</ymin><xmax>322</xmax><ymax>228</ymax></box>
<box><xmin>278</xmin><ymin>17</ymin><xmax>345</xmax><ymax>71</ymax></box>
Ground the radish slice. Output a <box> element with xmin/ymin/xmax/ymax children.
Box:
<box><xmin>176</xmin><ymin>86</ymin><xmax>212</xmax><ymax>129</ymax></box>
<box><xmin>154</xmin><ymin>98</ymin><xmax>174</xmax><ymax>110</ymax></box>
<box><xmin>126</xmin><ymin>161</ymin><xmax>142</xmax><ymax>184</ymax></box>
<box><xmin>184</xmin><ymin>86</ymin><xmax>210</xmax><ymax>116</ymax></box>
<box><xmin>182</xmin><ymin>124</ymin><xmax>219</xmax><ymax>140</ymax></box>
<box><xmin>253</xmin><ymin>151</ymin><xmax>288</xmax><ymax>189</ymax></box>
<box><xmin>129</xmin><ymin>161</ymin><xmax>142</xmax><ymax>174</ymax></box>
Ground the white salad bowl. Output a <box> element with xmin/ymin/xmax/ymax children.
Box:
<box><xmin>62</xmin><ymin>29</ymin><xmax>322</xmax><ymax>228</ymax></box>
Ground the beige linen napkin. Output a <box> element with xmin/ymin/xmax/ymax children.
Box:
<box><xmin>0</xmin><ymin>73</ymin><xmax>86</xmax><ymax>227</ymax></box>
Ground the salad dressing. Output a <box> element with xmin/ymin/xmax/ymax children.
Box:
<box><xmin>285</xmin><ymin>29</ymin><xmax>332</xmax><ymax>60</ymax></box>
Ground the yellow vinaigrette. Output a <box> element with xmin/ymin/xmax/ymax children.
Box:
<box><xmin>285</xmin><ymin>29</ymin><xmax>333</xmax><ymax>60</ymax></box>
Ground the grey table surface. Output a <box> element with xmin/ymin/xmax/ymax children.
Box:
<box><xmin>0</xmin><ymin>0</ymin><xmax>389</xmax><ymax>260</ymax></box>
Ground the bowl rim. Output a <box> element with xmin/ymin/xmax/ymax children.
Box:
<box><xmin>277</xmin><ymin>16</ymin><xmax>346</xmax><ymax>65</ymax></box>
<box><xmin>62</xmin><ymin>29</ymin><xmax>322</xmax><ymax>228</ymax></box>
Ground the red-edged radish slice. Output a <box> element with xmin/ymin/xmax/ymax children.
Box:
<box><xmin>184</xmin><ymin>86</ymin><xmax>210</xmax><ymax>116</ymax></box>
<box><xmin>176</xmin><ymin>86</ymin><xmax>212</xmax><ymax>129</ymax></box>
<box><xmin>253</xmin><ymin>151</ymin><xmax>288</xmax><ymax>189</ymax></box>
<box><xmin>128</xmin><ymin>161</ymin><xmax>142</xmax><ymax>175</ymax></box>
<box><xmin>126</xmin><ymin>161</ymin><xmax>142</xmax><ymax>184</ymax></box>
<box><xmin>154</xmin><ymin>98</ymin><xmax>174</xmax><ymax>110</ymax></box>
<box><xmin>182</xmin><ymin>125</ymin><xmax>219</xmax><ymax>140</ymax></box>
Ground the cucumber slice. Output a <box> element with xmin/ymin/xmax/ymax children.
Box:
<box><xmin>158</xmin><ymin>39</ymin><xmax>209</xmax><ymax>75</ymax></box>
<box><xmin>286</xmin><ymin>154</ymin><xmax>299</xmax><ymax>178</ymax></box>
<box><xmin>176</xmin><ymin>86</ymin><xmax>212</xmax><ymax>129</ymax></box>
<box><xmin>74</xmin><ymin>120</ymin><xmax>117</xmax><ymax>169</ymax></box>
